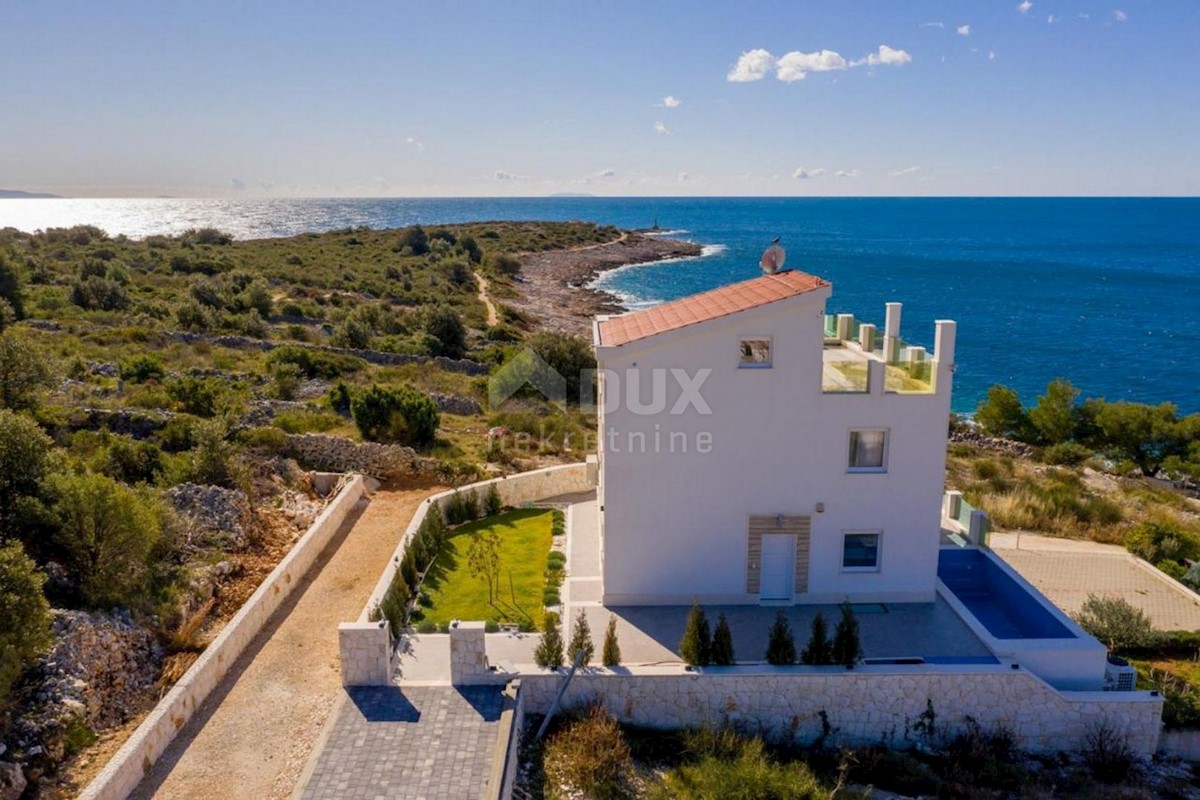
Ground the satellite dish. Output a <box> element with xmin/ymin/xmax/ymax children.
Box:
<box><xmin>760</xmin><ymin>238</ymin><xmax>786</xmax><ymax>274</ymax></box>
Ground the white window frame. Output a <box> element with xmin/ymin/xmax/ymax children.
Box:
<box><xmin>738</xmin><ymin>336</ymin><xmax>773</xmax><ymax>369</ymax></box>
<box><xmin>847</xmin><ymin>428</ymin><xmax>889</xmax><ymax>473</ymax></box>
<box><xmin>841</xmin><ymin>530</ymin><xmax>882</xmax><ymax>573</ymax></box>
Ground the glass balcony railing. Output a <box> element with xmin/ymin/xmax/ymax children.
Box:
<box><xmin>822</xmin><ymin>353</ymin><xmax>870</xmax><ymax>393</ymax></box>
<box><xmin>884</xmin><ymin>342</ymin><xmax>935</xmax><ymax>394</ymax></box>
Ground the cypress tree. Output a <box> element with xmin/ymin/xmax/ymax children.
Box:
<box><xmin>800</xmin><ymin>612</ymin><xmax>834</xmax><ymax>665</ymax></box>
<box><xmin>832</xmin><ymin>603</ymin><xmax>864</xmax><ymax>669</ymax></box>
<box><xmin>765</xmin><ymin>610</ymin><xmax>797</xmax><ymax>666</ymax></box>
<box><xmin>679</xmin><ymin>599</ymin><xmax>712</xmax><ymax>666</ymax></box>
<box><xmin>568</xmin><ymin>610</ymin><xmax>595</xmax><ymax>667</ymax></box>
<box><xmin>535</xmin><ymin>612</ymin><xmax>565</xmax><ymax>669</ymax></box>
<box><xmin>710</xmin><ymin>612</ymin><xmax>736</xmax><ymax>666</ymax></box>
<box><xmin>602</xmin><ymin>615</ymin><xmax>621</xmax><ymax>667</ymax></box>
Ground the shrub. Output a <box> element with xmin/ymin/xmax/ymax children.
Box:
<box><xmin>443</xmin><ymin>489</ymin><xmax>480</xmax><ymax>525</ymax></box>
<box><xmin>119</xmin><ymin>354</ymin><xmax>166</xmax><ymax>384</ymax></box>
<box><xmin>602</xmin><ymin>615</ymin><xmax>621</xmax><ymax>667</ymax></box>
<box><xmin>525</xmin><ymin>330</ymin><xmax>597</xmax><ymax>405</ymax></box>
<box><xmin>350</xmin><ymin>383</ymin><xmax>439</xmax><ymax>446</ymax></box>
<box><xmin>270</xmin><ymin>362</ymin><xmax>303</xmax><ymax>400</ymax></box>
<box><xmin>395</xmin><ymin>225</ymin><xmax>429</xmax><ymax>255</ymax></box>
<box><xmin>380</xmin><ymin>570</ymin><xmax>411</xmax><ymax>636</ymax></box>
<box><xmin>535</xmin><ymin>611</ymin><xmax>565</xmax><ymax>669</ymax></box>
<box><xmin>419</xmin><ymin>306</ymin><xmax>467</xmax><ymax>359</ymax></box>
<box><xmin>765</xmin><ymin>610</ymin><xmax>796</xmax><ymax>666</ymax></box>
<box><xmin>0</xmin><ymin>330</ymin><xmax>55</xmax><ymax>410</ymax></box>
<box><xmin>0</xmin><ymin>541</ymin><xmax>52</xmax><ymax>710</ymax></box>
<box><xmin>328</xmin><ymin>381</ymin><xmax>353</xmax><ymax>415</ymax></box>
<box><xmin>832</xmin><ymin>604</ymin><xmax>863</xmax><ymax>668</ymax></box>
<box><xmin>543</xmin><ymin>706</ymin><xmax>632</xmax><ymax>800</ymax></box>
<box><xmin>70</xmin><ymin>276</ymin><xmax>129</xmax><ymax>310</ymax></box>
<box><xmin>0</xmin><ymin>252</ymin><xmax>26</xmax><ymax>319</ymax></box>
<box><xmin>649</xmin><ymin>737</ymin><xmax>827</xmax><ymax>800</ymax></box>
<box><xmin>271</xmin><ymin>410</ymin><xmax>341</xmax><ymax>435</ymax></box>
<box><xmin>1029</xmin><ymin>378</ymin><xmax>1081</xmax><ymax>444</ymax></box>
<box><xmin>1083</xmin><ymin>720</ymin><xmax>1138</xmax><ymax>784</ymax></box>
<box><xmin>266</xmin><ymin>345</ymin><xmax>365</xmax><ymax>379</ymax></box>
<box><xmin>44</xmin><ymin>472</ymin><xmax>166</xmax><ymax>609</ymax></box>
<box><xmin>711</xmin><ymin>612</ymin><xmax>736</xmax><ymax>666</ymax></box>
<box><xmin>483</xmin><ymin>483</ymin><xmax>503</xmax><ymax>516</ymax></box>
<box><xmin>800</xmin><ymin>612</ymin><xmax>833</xmax><ymax>665</ymax></box>
<box><xmin>1041</xmin><ymin>441</ymin><xmax>1092</xmax><ymax>466</ymax></box>
<box><xmin>487</xmin><ymin>252</ymin><xmax>521</xmax><ymax>276</ymax></box>
<box><xmin>95</xmin><ymin>436</ymin><xmax>165</xmax><ymax>485</ymax></box>
<box><xmin>1126</xmin><ymin>521</ymin><xmax>1200</xmax><ymax>565</ymax></box>
<box><xmin>0</xmin><ymin>409</ymin><xmax>52</xmax><ymax>541</ymax></box>
<box><xmin>568</xmin><ymin>610</ymin><xmax>594</xmax><ymax>667</ymax></box>
<box><xmin>1076</xmin><ymin>594</ymin><xmax>1160</xmax><ymax>652</ymax></box>
<box><xmin>680</xmin><ymin>600</ymin><xmax>712</xmax><ymax>666</ymax></box>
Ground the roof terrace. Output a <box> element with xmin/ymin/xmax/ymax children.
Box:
<box><xmin>821</xmin><ymin>302</ymin><xmax>954</xmax><ymax>396</ymax></box>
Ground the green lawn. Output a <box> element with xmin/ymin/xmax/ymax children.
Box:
<box><xmin>420</xmin><ymin>508</ymin><xmax>553</xmax><ymax>628</ymax></box>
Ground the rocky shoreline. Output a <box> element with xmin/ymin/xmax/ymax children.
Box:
<box><xmin>508</xmin><ymin>232</ymin><xmax>703</xmax><ymax>337</ymax></box>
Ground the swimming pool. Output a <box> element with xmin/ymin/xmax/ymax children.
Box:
<box><xmin>937</xmin><ymin>548</ymin><xmax>1074</xmax><ymax>640</ymax></box>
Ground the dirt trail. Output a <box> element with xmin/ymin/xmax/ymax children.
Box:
<box><xmin>475</xmin><ymin>270</ymin><xmax>500</xmax><ymax>327</ymax></box>
<box><xmin>129</xmin><ymin>485</ymin><xmax>440</xmax><ymax>800</ymax></box>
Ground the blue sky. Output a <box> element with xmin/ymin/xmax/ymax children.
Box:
<box><xmin>1</xmin><ymin>1</ymin><xmax>1196</xmax><ymax>197</ymax></box>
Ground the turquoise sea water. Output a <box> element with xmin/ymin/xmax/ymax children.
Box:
<box><xmin>2</xmin><ymin>196</ymin><xmax>1197</xmax><ymax>413</ymax></box>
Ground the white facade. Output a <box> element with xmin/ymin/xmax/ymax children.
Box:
<box><xmin>593</xmin><ymin>272</ymin><xmax>957</xmax><ymax>606</ymax></box>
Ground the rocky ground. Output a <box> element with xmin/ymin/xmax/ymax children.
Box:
<box><xmin>509</xmin><ymin>232</ymin><xmax>702</xmax><ymax>336</ymax></box>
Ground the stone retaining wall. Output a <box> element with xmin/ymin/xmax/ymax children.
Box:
<box><xmin>77</xmin><ymin>474</ymin><xmax>367</xmax><ymax>800</ymax></box>
<box><xmin>285</xmin><ymin>433</ymin><xmax>440</xmax><ymax>481</ymax></box>
<box><xmin>517</xmin><ymin>666</ymin><xmax>1163</xmax><ymax>758</ymax></box>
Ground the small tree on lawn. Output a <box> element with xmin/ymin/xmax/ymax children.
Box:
<box><xmin>765</xmin><ymin>611</ymin><xmax>797</xmax><ymax>666</ymax></box>
<box><xmin>710</xmin><ymin>612</ymin><xmax>736</xmax><ymax>666</ymax></box>
<box><xmin>602</xmin><ymin>615</ymin><xmax>621</xmax><ymax>667</ymax></box>
<box><xmin>800</xmin><ymin>612</ymin><xmax>834</xmax><ymax>665</ymax></box>
<box><xmin>568</xmin><ymin>610</ymin><xmax>594</xmax><ymax>667</ymax></box>
<box><xmin>466</xmin><ymin>529</ymin><xmax>502</xmax><ymax>607</ymax></box>
<box><xmin>679</xmin><ymin>599</ymin><xmax>711</xmax><ymax>666</ymax></box>
<box><xmin>832</xmin><ymin>604</ymin><xmax>863</xmax><ymax>669</ymax></box>
<box><xmin>535</xmin><ymin>611</ymin><xmax>565</xmax><ymax>669</ymax></box>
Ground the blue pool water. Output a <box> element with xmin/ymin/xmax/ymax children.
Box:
<box><xmin>938</xmin><ymin>548</ymin><xmax>1074</xmax><ymax>640</ymax></box>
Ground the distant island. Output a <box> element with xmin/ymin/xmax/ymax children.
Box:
<box><xmin>0</xmin><ymin>189</ymin><xmax>61</xmax><ymax>198</ymax></box>
<box><xmin>547</xmin><ymin>192</ymin><xmax>594</xmax><ymax>198</ymax></box>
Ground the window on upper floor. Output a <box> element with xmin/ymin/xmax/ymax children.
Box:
<box><xmin>847</xmin><ymin>429</ymin><xmax>888</xmax><ymax>472</ymax></box>
<box><xmin>739</xmin><ymin>337</ymin><xmax>772</xmax><ymax>368</ymax></box>
<box><xmin>842</xmin><ymin>531</ymin><xmax>881</xmax><ymax>571</ymax></box>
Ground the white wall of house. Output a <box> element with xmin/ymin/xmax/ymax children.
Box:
<box><xmin>595</xmin><ymin>286</ymin><xmax>956</xmax><ymax>605</ymax></box>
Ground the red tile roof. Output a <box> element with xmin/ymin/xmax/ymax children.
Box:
<box><xmin>595</xmin><ymin>269</ymin><xmax>829</xmax><ymax>347</ymax></box>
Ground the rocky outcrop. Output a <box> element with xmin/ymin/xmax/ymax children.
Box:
<box><xmin>3</xmin><ymin>611</ymin><xmax>161</xmax><ymax>783</ymax></box>
<box><xmin>284</xmin><ymin>433</ymin><xmax>440</xmax><ymax>480</ymax></box>
<box><xmin>0</xmin><ymin>760</ymin><xmax>25</xmax><ymax>800</ymax></box>
<box><xmin>429</xmin><ymin>392</ymin><xmax>483</xmax><ymax>416</ymax></box>
<box><xmin>239</xmin><ymin>399</ymin><xmax>313</xmax><ymax>428</ymax></box>
<box><xmin>169</xmin><ymin>483</ymin><xmax>253</xmax><ymax>550</ymax></box>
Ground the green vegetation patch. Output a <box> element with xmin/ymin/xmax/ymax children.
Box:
<box><xmin>419</xmin><ymin>508</ymin><xmax>553</xmax><ymax>628</ymax></box>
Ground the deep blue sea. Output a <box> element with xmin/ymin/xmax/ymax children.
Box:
<box><xmin>2</xmin><ymin>196</ymin><xmax>1197</xmax><ymax>413</ymax></box>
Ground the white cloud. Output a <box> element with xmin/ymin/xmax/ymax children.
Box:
<box><xmin>851</xmin><ymin>44</ymin><xmax>913</xmax><ymax>68</ymax></box>
<box><xmin>494</xmin><ymin>170</ymin><xmax>527</xmax><ymax>181</ymax></box>
<box><xmin>957</xmin><ymin>24</ymin><xmax>971</xmax><ymax>36</ymax></box>
<box><xmin>661</xmin><ymin>95</ymin><xmax>681</xmax><ymax>108</ymax></box>
<box><xmin>653</xmin><ymin>121</ymin><xmax>671</xmax><ymax>135</ymax></box>
<box><xmin>405</xmin><ymin>136</ymin><xmax>423</xmax><ymax>150</ymax></box>
<box><xmin>1047</xmin><ymin>14</ymin><xmax>1058</xmax><ymax>23</ymax></box>
<box><xmin>1017</xmin><ymin>0</ymin><xmax>1032</xmax><ymax>12</ymax></box>
<box><xmin>1078</xmin><ymin>12</ymin><xmax>1091</xmax><ymax>20</ymax></box>
<box><xmin>596</xmin><ymin>168</ymin><xmax>615</xmax><ymax>178</ymax></box>
<box><xmin>727</xmin><ymin>48</ymin><xmax>774</xmax><ymax>82</ymax></box>
<box><xmin>988</xmin><ymin>50</ymin><xmax>997</xmax><ymax>60</ymax></box>
<box><xmin>919</xmin><ymin>21</ymin><xmax>945</xmax><ymax>29</ymax></box>
<box><xmin>230</xmin><ymin>178</ymin><xmax>246</xmax><ymax>191</ymax></box>
<box><xmin>677</xmin><ymin>171</ymin><xmax>690</xmax><ymax>182</ymax></box>
<box><xmin>835</xmin><ymin>169</ymin><xmax>861</xmax><ymax>178</ymax></box>
<box><xmin>1113</xmin><ymin>9</ymin><xmax>1127</xmax><ymax>22</ymax></box>
<box><xmin>890</xmin><ymin>165</ymin><xmax>921</xmax><ymax>177</ymax></box>
<box><xmin>776</xmin><ymin>49</ymin><xmax>848</xmax><ymax>82</ymax></box>
<box><xmin>792</xmin><ymin>167</ymin><xmax>827</xmax><ymax>179</ymax></box>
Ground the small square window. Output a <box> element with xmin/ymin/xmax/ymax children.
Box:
<box><xmin>739</xmin><ymin>338</ymin><xmax>772</xmax><ymax>368</ymax></box>
<box><xmin>848</xmin><ymin>429</ymin><xmax>888</xmax><ymax>472</ymax></box>
<box><xmin>843</xmin><ymin>532</ymin><xmax>881</xmax><ymax>571</ymax></box>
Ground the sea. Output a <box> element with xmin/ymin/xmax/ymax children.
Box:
<box><xmin>2</xmin><ymin>196</ymin><xmax>1197</xmax><ymax>414</ymax></box>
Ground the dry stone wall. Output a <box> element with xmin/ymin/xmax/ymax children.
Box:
<box><xmin>284</xmin><ymin>433</ymin><xmax>440</xmax><ymax>481</ymax></box>
<box><xmin>517</xmin><ymin>667</ymin><xmax>1163</xmax><ymax>758</ymax></box>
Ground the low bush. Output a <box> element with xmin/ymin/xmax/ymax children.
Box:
<box><xmin>1126</xmin><ymin>521</ymin><xmax>1200</xmax><ymax>565</ymax></box>
<box><xmin>543</xmin><ymin>706</ymin><xmax>632</xmax><ymax>800</ymax></box>
<box><xmin>1075</xmin><ymin>593</ymin><xmax>1161</xmax><ymax>652</ymax></box>
<box><xmin>271</xmin><ymin>409</ymin><xmax>342</xmax><ymax>435</ymax></box>
<box><xmin>351</xmin><ymin>383</ymin><xmax>439</xmax><ymax>446</ymax></box>
<box><xmin>119</xmin><ymin>354</ymin><xmax>166</xmax><ymax>383</ymax></box>
<box><xmin>649</xmin><ymin>736</ymin><xmax>827</xmax><ymax>800</ymax></box>
<box><xmin>0</xmin><ymin>541</ymin><xmax>52</xmax><ymax>710</ymax></box>
<box><xmin>1083</xmin><ymin>720</ymin><xmax>1138</xmax><ymax>784</ymax></box>
<box><xmin>266</xmin><ymin>345</ymin><xmax>365</xmax><ymax>379</ymax></box>
<box><xmin>1041</xmin><ymin>441</ymin><xmax>1092</xmax><ymax>466</ymax></box>
<box><xmin>442</xmin><ymin>488</ymin><xmax>480</xmax><ymax>525</ymax></box>
<box><xmin>483</xmin><ymin>483</ymin><xmax>503</xmax><ymax>516</ymax></box>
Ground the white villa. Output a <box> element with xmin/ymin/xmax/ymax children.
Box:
<box><xmin>593</xmin><ymin>268</ymin><xmax>957</xmax><ymax>607</ymax></box>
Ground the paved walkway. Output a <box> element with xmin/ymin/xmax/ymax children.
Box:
<box><xmin>297</xmin><ymin>686</ymin><xmax>505</xmax><ymax>800</ymax></box>
<box><xmin>991</xmin><ymin>531</ymin><xmax>1200</xmax><ymax>632</ymax></box>
<box><xmin>131</xmin><ymin>486</ymin><xmax>439</xmax><ymax>800</ymax></box>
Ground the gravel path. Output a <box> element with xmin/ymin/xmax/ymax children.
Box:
<box><xmin>129</xmin><ymin>485</ymin><xmax>440</xmax><ymax>800</ymax></box>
